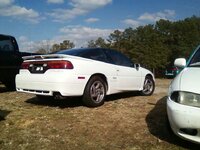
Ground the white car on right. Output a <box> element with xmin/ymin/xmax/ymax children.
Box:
<box><xmin>167</xmin><ymin>45</ymin><xmax>200</xmax><ymax>143</ymax></box>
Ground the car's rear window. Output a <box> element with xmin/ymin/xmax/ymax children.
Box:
<box><xmin>56</xmin><ymin>48</ymin><xmax>109</xmax><ymax>62</ymax></box>
<box><xmin>56</xmin><ymin>49</ymin><xmax>84</xmax><ymax>56</ymax></box>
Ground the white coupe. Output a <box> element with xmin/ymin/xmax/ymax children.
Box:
<box><xmin>16</xmin><ymin>48</ymin><xmax>155</xmax><ymax>107</ymax></box>
<box><xmin>167</xmin><ymin>45</ymin><xmax>200</xmax><ymax>143</ymax></box>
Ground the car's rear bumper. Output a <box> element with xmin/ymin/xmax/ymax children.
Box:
<box><xmin>16</xmin><ymin>70</ymin><xmax>89</xmax><ymax>96</ymax></box>
<box><xmin>167</xmin><ymin>97</ymin><xmax>200</xmax><ymax>143</ymax></box>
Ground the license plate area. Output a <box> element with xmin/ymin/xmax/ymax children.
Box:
<box><xmin>29</xmin><ymin>63</ymin><xmax>48</xmax><ymax>74</ymax></box>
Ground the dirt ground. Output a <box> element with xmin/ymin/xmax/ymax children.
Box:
<box><xmin>0</xmin><ymin>79</ymin><xmax>199</xmax><ymax>150</ymax></box>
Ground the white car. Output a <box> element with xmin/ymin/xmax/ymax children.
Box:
<box><xmin>167</xmin><ymin>45</ymin><xmax>200</xmax><ymax>143</ymax></box>
<box><xmin>16</xmin><ymin>48</ymin><xmax>155</xmax><ymax>107</ymax></box>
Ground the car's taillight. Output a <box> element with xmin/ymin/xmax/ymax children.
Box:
<box><xmin>47</xmin><ymin>60</ymin><xmax>73</xmax><ymax>69</ymax></box>
<box><xmin>172</xmin><ymin>67</ymin><xmax>177</xmax><ymax>71</ymax></box>
<box><xmin>21</xmin><ymin>62</ymin><xmax>30</xmax><ymax>69</ymax></box>
<box><xmin>20</xmin><ymin>60</ymin><xmax>74</xmax><ymax>71</ymax></box>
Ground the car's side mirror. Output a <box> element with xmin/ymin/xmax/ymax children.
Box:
<box><xmin>174</xmin><ymin>58</ymin><xmax>186</xmax><ymax>68</ymax></box>
<box><xmin>135</xmin><ymin>63</ymin><xmax>140</xmax><ymax>70</ymax></box>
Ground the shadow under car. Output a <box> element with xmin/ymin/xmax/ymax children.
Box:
<box><xmin>146</xmin><ymin>96</ymin><xmax>200</xmax><ymax>149</ymax></box>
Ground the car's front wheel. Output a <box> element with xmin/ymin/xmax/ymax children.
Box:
<box><xmin>140</xmin><ymin>76</ymin><xmax>155</xmax><ymax>96</ymax></box>
<box><xmin>83</xmin><ymin>76</ymin><xmax>106</xmax><ymax>107</ymax></box>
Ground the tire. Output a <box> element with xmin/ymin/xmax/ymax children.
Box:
<box><xmin>140</xmin><ymin>76</ymin><xmax>155</xmax><ymax>96</ymax></box>
<box><xmin>4</xmin><ymin>81</ymin><xmax>16</xmax><ymax>90</ymax></box>
<box><xmin>82</xmin><ymin>76</ymin><xmax>106</xmax><ymax>107</ymax></box>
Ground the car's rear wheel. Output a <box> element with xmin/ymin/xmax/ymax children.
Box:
<box><xmin>141</xmin><ymin>76</ymin><xmax>155</xmax><ymax>96</ymax></box>
<box><xmin>83</xmin><ymin>76</ymin><xmax>106</xmax><ymax>107</ymax></box>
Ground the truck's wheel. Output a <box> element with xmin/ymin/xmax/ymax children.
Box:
<box><xmin>82</xmin><ymin>76</ymin><xmax>106</xmax><ymax>107</ymax></box>
<box><xmin>4</xmin><ymin>81</ymin><xmax>15</xmax><ymax>90</ymax></box>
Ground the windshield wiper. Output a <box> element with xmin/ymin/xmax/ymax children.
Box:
<box><xmin>189</xmin><ymin>62</ymin><xmax>200</xmax><ymax>67</ymax></box>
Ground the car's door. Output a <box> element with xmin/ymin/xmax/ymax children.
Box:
<box><xmin>116</xmin><ymin>65</ymin><xmax>142</xmax><ymax>91</ymax></box>
<box><xmin>104</xmin><ymin>49</ymin><xmax>142</xmax><ymax>91</ymax></box>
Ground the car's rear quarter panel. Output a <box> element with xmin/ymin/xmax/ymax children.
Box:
<box><xmin>16</xmin><ymin>57</ymin><xmax>118</xmax><ymax>96</ymax></box>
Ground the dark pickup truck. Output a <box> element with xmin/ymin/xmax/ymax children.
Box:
<box><xmin>0</xmin><ymin>34</ymin><xmax>37</xmax><ymax>89</ymax></box>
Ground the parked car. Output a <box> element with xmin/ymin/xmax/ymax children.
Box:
<box><xmin>0</xmin><ymin>34</ymin><xmax>37</xmax><ymax>89</ymax></box>
<box><xmin>165</xmin><ymin>66</ymin><xmax>179</xmax><ymax>78</ymax></box>
<box><xmin>16</xmin><ymin>48</ymin><xmax>155</xmax><ymax>107</ymax></box>
<box><xmin>167</xmin><ymin>45</ymin><xmax>200</xmax><ymax>143</ymax></box>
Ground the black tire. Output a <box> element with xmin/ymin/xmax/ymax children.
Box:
<box><xmin>4</xmin><ymin>81</ymin><xmax>16</xmax><ymax>91</ymax></box>
<box><xmin>82</xmin><ymin>76</ymin><xmax>106</xmax><ymax>107</ymax></box>
<box><xmin>140</xmin><ymin>76</ymin><xmax>155</xmax><ymax>96</ymax></box>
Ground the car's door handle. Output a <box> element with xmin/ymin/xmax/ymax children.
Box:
<box><xmin>113</xmin><ymin>77</ymin><xmax>117</xmax><ymax>79</ymax></box>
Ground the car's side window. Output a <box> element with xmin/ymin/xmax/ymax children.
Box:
<box><xmin>189</xmin><ymin>48</ymin><xmax>200</xmax><ymax>66</ymax></box>
<box><xmin>0</xmin><ymin>37</ymin><xmax>14</xmax><ymax>52</ymax></box>
<box><xmin>105</xmin><ymin>49</ymin><xmax>133</xmax><ymax>67</ymax></box>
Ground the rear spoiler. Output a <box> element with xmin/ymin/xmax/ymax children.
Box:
<box><xmin>22</xmin><ymin>54</ymin><xmax>69</xmax><ymax>61</ymax></box>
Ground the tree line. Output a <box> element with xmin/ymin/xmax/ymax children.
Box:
<box><xmin>36</xmin><ymin>40</ymin><xmax>75</xmax><ymax>54</ymax></box>
<box><xmin>36</xmin><ymin>16</ymin><xmax>200</xmax><ymax>77</ymax></box>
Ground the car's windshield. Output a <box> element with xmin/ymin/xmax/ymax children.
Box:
<box><xmin>188</xmin><ymin>48</ymin><xmax>200</xmax><ymax>67</ymax></box>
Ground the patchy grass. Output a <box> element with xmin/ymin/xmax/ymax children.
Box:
<box><xmin>0</xmin><ymin>79</ymin><xmax>199</xmax><ymax>150</ymax></box>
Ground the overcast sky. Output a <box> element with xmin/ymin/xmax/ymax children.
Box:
<box><xmin>0</xmin><ymin>0</ymin><xmax>199</xmax><ymax>52</ymax></box>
